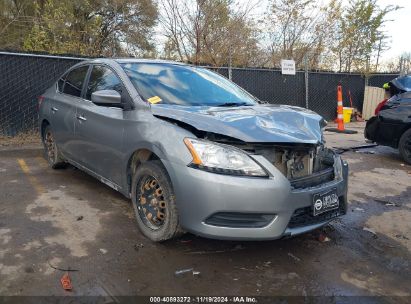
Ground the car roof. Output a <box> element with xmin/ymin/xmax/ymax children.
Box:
<box><xmin>83</xmin><ymin>58</ymin><xmax>189</xmax><ymax>66</ymax></box>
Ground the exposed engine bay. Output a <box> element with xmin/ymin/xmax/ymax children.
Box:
<box><xmin>203</xmin><ymin>132</ymin><xmax>336</xmax><ymax>188</ymax></box>
<box><xmin>252</xmin><ymin>144</ymin><xmax>335</xmax><ymax>180</ymax></box>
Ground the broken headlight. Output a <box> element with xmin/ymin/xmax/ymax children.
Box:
<box><xmin>184</xmin><ymin>138</ymin><xmax>268</xmax><ymax>177</ymax></box>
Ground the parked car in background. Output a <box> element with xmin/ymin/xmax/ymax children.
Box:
<box><xmin>38</xmin><ymin>59</ymin><xmax>348</xmax><ymax>242</ymax></box>
<box><xmin>365</xmin><ymin>75</ymin><xmax>411</xmax><ymax>164</ymax></box>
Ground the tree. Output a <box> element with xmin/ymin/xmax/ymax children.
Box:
<box><xmin>335</xmin><ymin>0</ymin><xmax>399</xmax><ymax>73</ymax></box>
<box><xmin>159</xmin><ymin>0</ymin><xmax>260</xmax><ymax>66</ymax></box>
<box><xmin>0</xmin><ymin>0</ymin><xmax>38</xmax><ymax>50</ymax></box>
<box><xmin>266</xmin><ymin>0</ymin><xmax>342</xmax><ymax>69</ymax></box>
<box><xmin>1</xmin><ymin>0</ymin><xmax>158</xmax><ymax>57</ymax></box>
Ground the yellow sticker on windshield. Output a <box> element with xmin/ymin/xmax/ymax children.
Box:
<box><xmin>147</xmin><ymin>96</ymin><xmax>162</xmax><ymax>104</ymax></box>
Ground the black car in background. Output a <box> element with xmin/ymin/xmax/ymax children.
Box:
<box><xmin>365</xmin><ymin>75</ymin><xmax>411</xmax><ymax>164</ymax></box>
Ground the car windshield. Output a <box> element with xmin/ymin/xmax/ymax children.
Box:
<box><xmin>120</xmin><ymin>63</ymin><xmax>258</xmax><ymax>106</ymax></box>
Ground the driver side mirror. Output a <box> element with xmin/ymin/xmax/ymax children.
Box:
<box><xmin>91</xmin><ymin>90</ymin><xmax>121</xmax><ymax>105</ymax></box>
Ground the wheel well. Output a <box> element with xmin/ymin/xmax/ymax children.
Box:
<box><xmin>399</xmin><ymin>124</ymin><xmax>411</xmax><ymax>142</ymax></box>
<box><xmin>40</xmin><ymin>119</ymin><xmax>50</xmax><ymax>141</ymax></box>
<box><xmin>126</xmin><ymin>149</ymin><xmax>160</xmax><ymax>192</ymax></box>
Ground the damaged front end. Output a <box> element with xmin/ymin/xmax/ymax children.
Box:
<box><xmin>153</xmin><ymin>103</ymin><xmax>342</xmax><ymax>189</ymax></box>
<box><xmin>209</xmin><ymin>136</ymin><xmax>341</xmax><ymax>189</ymax></box>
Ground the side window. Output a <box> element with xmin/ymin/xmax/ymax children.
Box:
<box><xmin>86</xmin><ymin>65</ymin><xmax>123</xmax><ymax>101</ymax></box>
<box><xmin>63</xmin><ymin>65</ymin><xmax>89</xmax><ymax>97</ymax></box>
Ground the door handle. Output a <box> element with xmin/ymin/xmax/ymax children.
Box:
<box><xmin>76</xmin><ymin>115</ymin><xmax>87</xmax><ymax>121</ymax></box>
<box><xmin>51</xmin><ymin>107</ymin><xmax>58</xmax><ymax>112</ymax></box>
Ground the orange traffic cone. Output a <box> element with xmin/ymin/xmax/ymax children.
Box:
<box><xmin>337</xmin><ymin>85</ymin><xmax>345</xmax><ymax>131</ymax></box>
<box><xmin>325</xmin><ymin>85</ymin><xmax>357</xmax><ymax>134</ymax></box>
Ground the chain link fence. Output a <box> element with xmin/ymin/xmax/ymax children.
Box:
<box><xmin>0</xmin><ymin>51</ymin><xmax>400</xmax><ymax>136</ymax></box>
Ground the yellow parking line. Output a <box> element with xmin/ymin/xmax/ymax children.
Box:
<box><xmin>17</xmin><ymin>159</ymin><xmax>45</xmax><ymax>194</ymax></box>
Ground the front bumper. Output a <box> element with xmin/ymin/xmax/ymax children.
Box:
<box><xmin>164</xmin><ymin>155</ymin><xmax>348</xmax><ymax>240</ymax></box>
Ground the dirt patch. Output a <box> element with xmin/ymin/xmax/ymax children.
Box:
<box><xmin>25</xmin><ymin>189</ymin><xmax>110</xmax><ymax>257</ymax></box>
<box><xmin>0</xmin><ymin>131</ymin><xmax>41</xmax><ymax>147</ymax></box>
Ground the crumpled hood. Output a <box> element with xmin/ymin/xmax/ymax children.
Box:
<box><xmin>151</xmin><ymin>104</ymin><xmax>324</xmax><ymax>144</ymax></box>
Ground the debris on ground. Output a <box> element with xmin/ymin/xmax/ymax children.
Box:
<box><xmin>175</xmin><ymin>268</ymin><xmax>200</xmax><ymax>277</ymax></box>
<box><xmin>353</xmin><ymin>207</ymin><xmax>365</xmax><ymax>212</ymax></box>
<box><xmin>385</xmin><ymin>202</ymin><xmax>398</xmax><ymax>207</ymax></box>
<box><xmin>99</xmin><ymin>248</ymin><xmax>108</xmax><ymax>254</ymax></box>
<box><xmin>374</xmin><ymin>199</ymin><xmax>400</xmax><ymax>207</ymax></box>
<box><xmin>355</xmin><ymin>150</ymin><xmax>375</xmax><ymax>154</ymax></box>
<box><xmin>318</xmin><ymin>233</ymin><xmax>331</xmax><ymax>242</ymax></box>
<box><xmin>134</xmin><ymin>243</ymin><xmax>144</xmax><ymax>251</ymax></box>
<box><xmin>395</xmin><ymin>234</ymin><xmax>410</xmax><ymax>240</ymax></box>
<box><xmin>363</xmin><ymin>227</ymin><xmax>378</xmax><ymax>238</ymax></box>
<box><xmin>76</xmin><ymin>216</ymin><xmax>83</xmax><ymax>221</ymax></box>
<box><xmin>47</xmin><ymin>261</ymin><xmax>79</xmax><ymax>272</ymax></box>
<box><xmin>263</xmin><ymin>261</ymin><xmax>272</xmax><ymax>267</ymax></box>
<box><xmin>334</xmin><ymin>144</ymin><xmax>378</xmax><ymax>154</ymax></box>
<box><xmin>287</xmin><ymin>253</ymin><xmax>301</xmax><ymax>262</ymax></box>
<box><xmin>60</xmin><ymin>272</ymin><xmax>73</xmax><ymax>291</ymax></box>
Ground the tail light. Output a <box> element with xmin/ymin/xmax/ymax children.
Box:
<box><xmin>374</xmin><ymin>98</ymin><xmax>388</xmax><ymax>116</ymax></box>
<box><xmin>37</xmin><ymin>95</ymin><xmax>45</xmax><ymax>111</ymax></box>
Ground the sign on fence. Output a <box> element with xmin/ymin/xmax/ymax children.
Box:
<box><xmin>281</xmin><ymin>59</ymin><xmax>296</xmax><ymax>75</ymax></box>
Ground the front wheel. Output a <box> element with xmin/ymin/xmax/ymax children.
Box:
<box><xmin>131</xmin><ymin>160</ymin><xmax>183</xmax><ymax>242</ymax></box>
<box><xmin>42</xmin><ymin>125</ymin><xmax>66</xmax><ymax>169</ymax></box>
<box><xmin>399</xmin><ymin>128</ymin><xmax>411</xmax><ymax>165</ymax></box>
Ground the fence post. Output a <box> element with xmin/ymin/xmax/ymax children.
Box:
<box><xmin>228</xmin><ymin>48</ymin><xmax>232</xmax><ymax>80</ymax></box>
<box><xmin>304</xmin><ymin>55</ymin><xmax>309</xmax><ymax>109</ymax></box>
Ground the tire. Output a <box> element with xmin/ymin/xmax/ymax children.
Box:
<box><xmin>42</xmin><ymin>125</ymin><xmax>67</xmax><ymax>169</ymax></box>
<box><xmin>131</xmin><ymin>160</ymin><xmax>183</xmax><ymax>242</ymax></box>
<box><xmin>399</xmin><ymin>128</ymin><xmax>411</xmax><ymax>165</ymax></box>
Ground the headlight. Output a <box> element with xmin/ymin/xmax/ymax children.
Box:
<box><xmin>183</xmin><ymin>138</ymin><xmax>268</xmax><ymax>177</ymax></box>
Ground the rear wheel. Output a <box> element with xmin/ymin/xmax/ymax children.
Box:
<box><xmin>131</xmin><ymin>160</ymin><xmax>183</xmax><ymax>242</ymax></box>
<box><xmin>399</xmin><ymin>128</ymin><xmax>411</xmax><ymax>165</ymax></box>
<box><xmin>43</xmin><ymin>125</ymin><xmax>66</xmax><ymax>169</ymax></box>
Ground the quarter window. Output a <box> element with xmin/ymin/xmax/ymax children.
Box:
<box><xmin>57</xmin><ymin>77</ymin><xmax>65</xmax><ymax>92</ymax></box>
<box><xmin>62</xmin><ymin>65</ymin><xmax>89</xmax><ymax>97</ymax></box>
<box><xmin>86</xmin><ymin>66</ymin><xmax>122</xmax><ymax>101</ymax></box>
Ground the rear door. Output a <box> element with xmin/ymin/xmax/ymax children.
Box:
<box><xmin>50</xmin><ymin>65</ymin><xmax>89</xmax><ymax>160</ymax></box>
<box><xmin>73</xmin><ymin>64</ymin><xmax>128</xmax><ymax>186</ymax></box>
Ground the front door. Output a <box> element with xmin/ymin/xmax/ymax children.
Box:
<box><xmin>73</xmin><ymin>65</ymin><xmax>127</xmax><ymax>186</ymax></box>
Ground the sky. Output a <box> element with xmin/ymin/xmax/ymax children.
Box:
<box><xmin>377</xmin><ymin>0</ymin><xmax>411</xmax><ymax>60</ymax></box>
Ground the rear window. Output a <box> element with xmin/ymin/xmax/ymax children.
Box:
<box><xmin>62</xmin><ymin>65</ymin><xmax>89</xmax><ymax>97</ymax></box>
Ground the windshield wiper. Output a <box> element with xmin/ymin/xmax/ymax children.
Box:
<box><xmin>216</xmin><ymin>102</ymin><xmax>250</xmax><ymax>107</ymax></box>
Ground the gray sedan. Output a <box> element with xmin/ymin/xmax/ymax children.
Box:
<box><xmin>38</xmin><ymin>59</ymin><xmax>348</xmax><ymax>242</ymax></box>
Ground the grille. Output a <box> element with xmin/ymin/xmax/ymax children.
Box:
<box><xmin>205</xmin><ymin>212</ymin><xmax>276</xmax><ymax>228</ymax></box>
<box><xmin>288</xmin><ymin>197</ymin><xmax>346</xmax><ymax>228</ymax></box>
